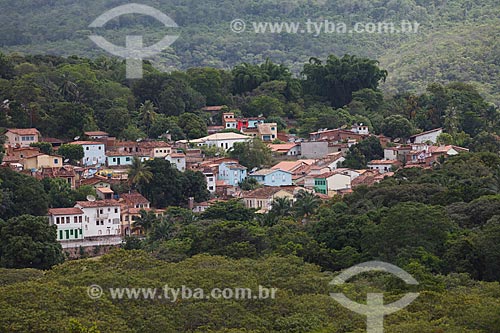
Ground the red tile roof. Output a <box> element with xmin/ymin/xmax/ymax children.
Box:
<box><xmin>6</xmin><ymin>128</ymin><xmax>40</xmax><ymax>136</ymax></box>
<box><xmin>48</xmin><ymin>207</ymin><xmax>83</xmax><ymax>215</ymax></box>
<box><xmin>120</xmin><ymin>193</ymin><xmax>150</xmax><ymax>205</ymax></box>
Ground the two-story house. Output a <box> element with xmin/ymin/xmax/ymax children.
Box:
<box><xmin>75</xmin><ymin>200</ymin><xmax>122</xmax><ymax>238</ymax></box>
<box><xmin>4</xmin><ymin>128</ymin><xmax>40</xmax><ymax>148</ymax></box>
<box><xmin>313</xmin><ymin>171</ymin><xmax>351</xmax><ymax>197</ymax></box>
<box><xmin>218</xmin><ymin>161</ymin><xmax>247</xmax><ymax>186</ymax></box>
<box><xmin>72</xmin><ymin>141</ymin><xmax>106</xmax><ymax>166</ymax></box>
<box><xmin>48</xmin><ymin>207</ymin><xmax>84</xmax><ymax>243</ymax></box>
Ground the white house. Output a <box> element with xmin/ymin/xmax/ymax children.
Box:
<box><xmin>268</xmin><ymin>143</ymin><xmax>301</xmax><ymax>156</ymax></box>
<box><xmin>203</xmin><ymin>169</ymin><xmax>217</xmax><ymax>193</ymax></box>
<box><xmin>351</xmin><ymin>123</ymin><xmax>369</xmax><ymax>135</ymax></box>
<box><xmin>409</xmin><ymin>128</ymin><xmax>443</xmax><ymax>144</ymax></box>
<box><xmin>75</xmin><ymin>200</ymin><xmax>122</xmax><ymax>238</ymax></box>
<box><xmin>72</xmin><ymin>141</ymin><xmax>106</xmax><ymax>166</ymax></box>
<box><xmin>48</xmin><ymin>207</ymin><xmax>84</xmax><ymax>242</ymax></box>
<box><xmin>189</xmin><ymin>132</ymin><xmax>252</xmax><ymax>151</ymax></box>
<box><xmin>166</xmin><ymin>153</ymin><xmax>186</xmax><ymax>171</ymax></box>
<box><xmin>367</xmin><ymin>160</ymin><xmax>401</xmax><ymax>174</ymax></box>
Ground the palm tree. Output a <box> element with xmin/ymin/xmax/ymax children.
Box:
<box><xmin>128</xmin><ymin>157</ymin><xmax>153</xmax><ymax>192</ymax></box>
<box><xmin>133</xmin><ymin>209</ymin><xmax>159</xmax><ymax>235</ymax></box>
<box><xmin>270</xmin><ymin>197</ymin><xmax>293</xmax><ymax>217</ymax></box>
<box><xmin>139</xmin><ymin>101</ymin><xmax>157</xmax><ymax>138</ymax></box>
<box><xmin>293</xmin><ymin>190</ymin><xmax>321</xmax><ymax>223</ymax></box>
<box><xmin>150</xmin><ymin>217</ymin><xmax>175</xmax><ymax>242</ymax></box>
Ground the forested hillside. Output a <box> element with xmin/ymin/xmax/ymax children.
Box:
<box><xmin>0</xmin><ymin>0</ymin><xmax>499</xmax><ymax>104</ymax></box>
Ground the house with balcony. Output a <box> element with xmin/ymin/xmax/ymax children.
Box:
<box><xmin>248</xmin><ymin>168</ymin><xmax>292</xmax><ymax>187</ymax></box>
<box><xmin>74</xmin><ymin>199</ymin><xmax>122</xmax><ymax>238</ymax></box>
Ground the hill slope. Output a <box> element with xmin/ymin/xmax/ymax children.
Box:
<box><xmin>0</xmin><ymin>0</ymin><xmax>498</xmax><ymax>104</ymax></box>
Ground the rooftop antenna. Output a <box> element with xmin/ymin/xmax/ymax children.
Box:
<box><xmin>394</xmin><ymin>138</ymin><xmax>401</xmax><ymax>143</ymax></box>
<box><xmin>64</xmin><ymin>159</ymin><xmax>70</xmax><ymax>163</ymax></box>
<box><xmin>86</xmin><ymin>195</ymin><xmax>96</xmax><ymax>202</ymax></box>
<box><xmin>74</xmin><ymin>136</ymin><xmax>80</xmax><ymax>141</ymax></box>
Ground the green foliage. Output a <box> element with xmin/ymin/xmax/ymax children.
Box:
<box><xmin>229</xmin><ymin>139</ymin><xmax>272</xmax><ymax>170</ymax></box>
<box><xmin>58</xmin><ymin>144</ymin><xmax>84</xmax><ymax>164</ymax></box>
<box><xmin>201</xmin><ymin>200</ymin><xmax>255</xmax><ymax>222</ymax></box>
<box><xmin>141</xmin><ymin>159</ymin><xmax>209</xmax><ymax>208</ymax></box>
<box><xmin>381</xmin><ymin>114</ymin><xmax>414</xmax><ymax>140</ymax></box>
<box><xmin>29</xmin><ymin>142</ymin><xmax>53</xmax><ymax>155</ymax></box>
<box><xmin>302</xmin><ymin>55</ymin><xmax>387</xmax><ymax>108</ymax></box>
<box><xmin>0</xmin><ymin>215</ymin><xmax>64</xmax><ymax>269</ymax></box>
<box><xmin>0</xmin><ymin>168</ymin><xmax>48</xmax><ymax>219</ymax></box>
<box><xmin>342</xmin><ymin>136</ymin><xmax>384</xmax><ymax>169</ymax></box>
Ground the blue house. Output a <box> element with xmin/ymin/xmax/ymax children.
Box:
<box><xmin>248</xmin><ymin>168</ymin><xmax>293</xmax><ymax>186</ymax></box>
<box><xmin>107</xmin><ymin>153</ymin><xmax>133</xmax><ymax>167</ymax></box>
<box><xmin>218</xmin><ymin>162</ymin><xmax>247</xmax><ymax>186</ymax></box>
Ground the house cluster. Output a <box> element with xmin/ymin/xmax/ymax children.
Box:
<box><xmin>1</xmin><ymin>109</ymin><xmax>469</xmax><ymax>251</ymax></box>
<box><xmin>47</xmin><ymin>189</ymin><xmax>165</xmax><ymax>249</ymax></box>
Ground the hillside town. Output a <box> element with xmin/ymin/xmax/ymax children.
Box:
<box><xmin>1</xmin><ymin>110</ymin><xmax>468</xmax><ymax>254</ymax></box>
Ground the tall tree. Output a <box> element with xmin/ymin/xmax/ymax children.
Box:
<box><xmin>128</xmin><ymin>157</ymin><xmax>153</xmax><ymax>192</ymax></box>
<box><xmin>302</xmin><ymin>55</ymin><xmax>387</xmax><ymax>108</ymax></box>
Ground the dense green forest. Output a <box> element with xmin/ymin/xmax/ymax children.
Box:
<box><xmin>0</xmin><ymin>53</ymin><xmax>498</xmax><ymax>154</ymax></box>
<box><xmin>0</xmin><ymin>251</ymin><xmax>499</xmax><ymax>332</ymax></box>
<box><xmin>0</xmin><ymin>0</ymin><xmax>499</xmax><ymax>105</ymax></box>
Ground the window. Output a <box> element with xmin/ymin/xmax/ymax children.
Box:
<box><xmin>66</xmin><ymin>217</ymin><xmax>70</xmax><ymax>223</ymax></box>
<box><xmin>54</xmin><ymin>159</ymin><xmax>59</xmax><ymax>164</ymax></box>
<box><xmin>113</xmin><ymin>158</ymin><xmax>116</xmax><ymax>162</ymax></box>
<box><xmin>86</xmin><ymin>147</ymin><xmax>89</xmax><ymax>150</ymax></box>
<box><xmin>74</xmin><ymin>216</ymin><xmax>77</xmax><ymax>223</ymax></box>
<box><xmin>98</xmin><ymin>146</ymin><xmax>102</xmax><ymax>150</ymax></box>
<box><xmin>99</xmin><ymin>209</ymin><xmax>103</xmax><ymax>214</ymax></box>
<box><xmin>115</xmin><ymin>208</ymin><xmax>118</xmax><ymax>213</ymax></box>
<box><xmin>56</xmin><ymin>217</ymin><xmax>60</xmax><ymax>224</ymax></box>
<box><xmin>126</xmin><ymin>157</ymin><xmax>130</xmax><ymax>162</ymax></box>
<box><xmin>79</xmin><ymin>216</ymin><xmax>82</xmax><ymax>223</ymax></box>
<box><xmin>96</xmin><ymin>221</ymin><xmax>100</xmax><ymax>226</ymax></box>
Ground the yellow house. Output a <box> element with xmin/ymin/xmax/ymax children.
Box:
<box><xmin>242</xmin><ymin>186</ymin><xmax>298</xmax><ymax>213</ymax></box>
<box><xmin>22</xmin><ymin>154</ymin><xmax>63</xmax><ymax>170</ymax></box>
